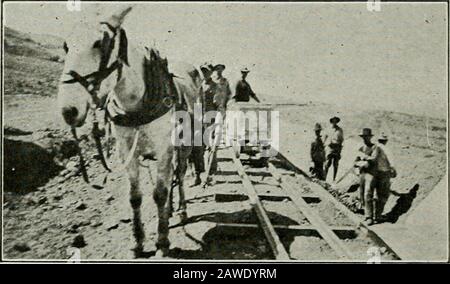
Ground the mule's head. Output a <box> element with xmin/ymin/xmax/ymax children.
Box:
<box><xmin>58</xmin><ymin>6</ymin><xmax>132</xmax><ymax>127</ymax></box>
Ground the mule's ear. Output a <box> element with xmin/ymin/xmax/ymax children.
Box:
<box><xmin>118</xmin><ymin>29</ymin><xmax>129</xmax><ymax>66</ymax></box>
<box><xmin>150</xmin><ymin>49</ymin><xmax>158</xmax><ymax>61</ymax></box>
<box><xmin>102</xmin><ymin>5</ymin><xmax>133</xmax><ymax>30</ymax></box>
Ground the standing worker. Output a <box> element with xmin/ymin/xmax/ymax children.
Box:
<box><xmin>233</xmin><ymin>67</ymin><xmax>260</xmax><ymax>103</ymax></box>
<box><xmin>310</xmin><ymin>123</ymin><xmax>326</xmax><ymax>180</ymax></box>
<box><xmin>201</xmin><ymin>63</ymin><xmax>232</xmax><ymax>186</ymax></box>
<box><xmin>189</xmin><ymin>63</ymin><xmax>216</xmax><ymax>187</ymax></box>
<box><xmin>354</xmin><ymin>129</ymin><xmax>396</xmax><ymax>225</ymax></box>
<box><xmin>374</xmin><ymin>133</ymin><xmax>396</xmax><ymax>223</ymax></box>
<box><xmin>200</xmin><ymin>63</ymin><xmax>221</xmax><ymax>185</ymax></box>
<box><xmin>354</xmin><ymin>128</ymin><xmax>377</xmax><ymax>225</ymax></box>
<box><xmin>213</xmin><ymin>64</ymin><xmax>232</xmax><ymax>116</ymax></box>
<box><xmin>324</xmin><ymin>116</ymin><xmax>344</xmax><ymax>182</ymax></box>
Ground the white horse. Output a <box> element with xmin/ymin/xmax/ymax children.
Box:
<box><xmin>57</xmin><ymin>6</ymin><xmax>202</xmax><ymax>257</ymax></box>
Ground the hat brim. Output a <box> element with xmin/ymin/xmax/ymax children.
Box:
<box><xmin>359</xmin><ymin>134</ymin><xmax>373</xmax><ymax>137</ymax></box>
<box><xmin>241</xmin><ymin>70</ymin><xmax>250</xmax><ymax>73</ymax></box>
<box><xmin>214</xmin><ymin>65</ymin><xmax>226</xmax><ymax>70</ymax></box>
<box><xmin>330</xmin><ymin>117</ymin><xmax>340</xmax><ymax>123</ymax></box>
<box><xmin>200</xmin><ymin>67</ymin><xmax>212</xmax><ymax>72</ymax></box>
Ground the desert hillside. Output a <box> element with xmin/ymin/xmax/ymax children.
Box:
<box><xmin>3</xmin><ymin>27</ymin><xmax>65</xmax><ymax>98</ymax></box>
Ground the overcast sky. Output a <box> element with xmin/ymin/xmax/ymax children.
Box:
<box><xmin>4</xmin><ymin>2</ymin><xmax>448</xmax><ymax>118</ymax></box>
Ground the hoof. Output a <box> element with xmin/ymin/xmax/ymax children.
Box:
<box><xmin>154</xmin><ymin>247</ymin><xmax>169</xmax><ymax>258</ymax></box>
<box><xmin>190</xmin><ymin>177</ymin><xmax>202</xmax><ymax>187</ymax></box>
<box><xmin>179</xmin><ymin>210</ymin><xmax>188</xmax><ymax>223</ymax></box>
<box><xmin>363</xmin><ymin>217</ymin><xmax>374</xmax><ymax>226</ymax></box>
<box><xmin>133</xmin><ymin>244</ymin><xmax>144</xmax><ymax>258</ymax></box>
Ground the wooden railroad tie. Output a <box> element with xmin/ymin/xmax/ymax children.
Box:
<box><xmin>228</xmin><ymin>147</ymin><xmax>291</xmax><ymax>260</ymax></box>
<box><xmin>267</xmin><ymin>162</ymin><xmax>357</xmax><ymax>260</ymax></box>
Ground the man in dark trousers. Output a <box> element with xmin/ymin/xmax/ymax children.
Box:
<box><xmin>310</xmin><ymin>123</ymin><xmax>326</xmax><ymax>180</ymax></box>
<box><xmin>354</xmin><ymin>128</ymin><xmax>396</xmax><ymax>225</ymax></box>
<box><xmin>233</xmin><ymin>67</ymin><xmax>260</xmax><ymax>103</ymax></box>
<box><xmin>324</xmin><ymin>116</ymin><xmax>344</xmax><ymax>182</ymax></box>
<box><xmin>189</xmin><ymin>63</ymin><xmax>216</xmax><ymax>187</ymax></box>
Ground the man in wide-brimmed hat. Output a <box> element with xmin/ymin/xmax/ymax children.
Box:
<box><xmin>212</xmin><ymin>64</ymin><xmax>232</xmax><ymax>115</ymax></box>
<box><xmin>355</xmin><ymin>128</ymin><xmax>396</xmax><ymax>225</ymax></box>
<box><xmin>323</xmin><ymin>116</ymin><xmax>344</xmax><ymax>182</ymax></box>
<box><xmin>233</xmin><ymin>67</ymin><xmax>260</xmax><ymax>103</ymax></box>
<box><xmin>354</xmin><ymin>128</ymin><xmax>377</xmax><ymax>225</ymax></box>
<box><xmin>309</xmin><ymin>123</ymin><xmax>326</xmax><ymax>180</ymax></box>
<box><xmin>199</xmin><ymin>63</ymin><xmax>232</xmax><ymax>185</ymax></box>
<box><xmin>188</xmin><ymin>63</ymin><xmax>217</xmax><ymax>187</ymax></box>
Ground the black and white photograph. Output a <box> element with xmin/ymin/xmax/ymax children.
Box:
<box><xmin>1</xmin><ymin>1</ymin><xmax>448</xmax><ymax>263</ymax></box>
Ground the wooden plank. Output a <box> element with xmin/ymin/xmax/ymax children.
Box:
<box><xmin>228</xmin><ymin>148</ymin><xmax>290</xmax><ymax>260</ymax></box>
<box><xmin>215</xmin><ymin>192</ymin><xmax>290</xmax><ymax>202</ymax></box>
<box><xmin>274</xmin><ymin>154</ymin><xmax>363</xmax><ymax>225</ymax></box>
<box><xmin>216</xmin><ymin>222</ymin><xmax>355</xmax><ymax>232</ymax></box>
<box><xmin>215</xmin><ymin>192</ymin><xmax>320</xmax><ymax>204</ymax></box>
<box><xmin>268</xmin><ymin>162</ymin><xmax>356</xmax><ymax>260</ymax></box>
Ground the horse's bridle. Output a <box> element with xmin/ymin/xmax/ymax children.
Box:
<box><xmin>62</xmin><ymin>24</ymin><xmax>127</xmax><ymax>182</ymax></box>
<box><xmin>62</xmin><ymin>23</ymin><xmax>125</xmax><ymax>108</ymax></box>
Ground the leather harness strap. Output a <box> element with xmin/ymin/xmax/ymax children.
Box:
<box><xmin>108</xmin><ymin>49</ymin><xmax>182</xmax><ymax>127</ymax></box>
<box><xmin>62</xmin><ymin>29</ymin><xmax>123</xmax><ymax>108</ymax></box>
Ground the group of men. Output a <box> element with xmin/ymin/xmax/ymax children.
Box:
<box><xmin>189</xmin><ymin>63</ymin><xmax>395</xmax><ymax>226</ymax></box>
<box><xmin>309</xmin><ymin>118</ymin><xmax>396</xmax><ymax>225</ymax></box>
<box><xmin>189</xmin><ymin>63</ymin><xmax>261</xmax><ymax>187</ymax></box>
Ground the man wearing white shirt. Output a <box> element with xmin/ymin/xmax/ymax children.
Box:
<box><xmin>374</xmin><ymin>133</ymin><xmax>396</xmax><ymax>222</ymax></box>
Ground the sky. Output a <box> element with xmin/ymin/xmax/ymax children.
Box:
<box><xmin>3</xmin><ymin>2</ymin><xmax>448</xmax><ymax>118</ymax></box>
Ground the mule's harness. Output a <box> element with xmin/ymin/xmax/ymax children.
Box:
<box><xmin>61</xmin><ymin>25</ymin><xmax>129</xmax><ymax>183</ymax></box>
<box><xmin>62</xmin><ymin>23</ymin><xmax>125</xmax><ymax>108</ymax></box>
<box><xmin>61</xmin><ymin>26</ymin><xmax>183</xmax><ymax>187</ymax></box>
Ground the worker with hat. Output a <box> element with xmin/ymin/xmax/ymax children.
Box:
<box><xmin>199</xmin><ymin>63</ymin><xmax>232</xmax><ymax>184</ymax></box>
<box><xmin>354</xmin><ymin>129</ymin><xmax>396</xmax><ymax>225</ymax></box>
<box><xmin>310</xmin><ymin>123</ymin><xmax>326</xmax><ymax>180</ymax></box>
<box><xmin>323</xmin><ymin>116</ymin><xmax>344</xmax><ymax>182</ymax></box>
<box><xmin>233</xmin><ymin>67</ymin><xmax>261</xmax><ymax>103</ymax></box>
<box><xmin>188</xmin><ymin>63</ymin><xmax>216</xmax><ymax>187</ymax></box>
<box><xmin>354</xmin><ymin>128</ymin><xmax>377</xmax><ymax>225</ymax></box>
<box><xmin>212</xmin><ymin>64</ymin><xmax>232</xmax><ymax>115</ymax></box>
<box><xmin>374</xmin><ymin>133</ymin><xmax>396</xmax><ymax>223</ymax></box>
<box><xmin>200</xmin><ymin>63</ymin><xmax>225</xmax><ymax>185</ymax></box>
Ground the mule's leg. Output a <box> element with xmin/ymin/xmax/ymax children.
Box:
<box><xmin>127</xmin><ymin>159</ymin><xmax>145</xmax><ymax>256</ymax></box>
<box><xmin>167</xmin><ymin>180</ymin><xmax>174</xmax><ymax>218</ymax></box>
<box><xmin>176</xmin><ymin>148</ymin><xmax>189</xmax><ymax>222</ymax></box>
<box><xmin>153</xmin><ymin>150</ymin><xmax>174</xmax><ymax>257</ymax></box>
<box><xmin>154</xmin><ymin>178</ymin><xmax>170</xmax><ymax>256</ymax></box>
<box><xmin>117</xmin><ymin>130</ymin><xmax>145</xmax><ymax>257</ymax></box>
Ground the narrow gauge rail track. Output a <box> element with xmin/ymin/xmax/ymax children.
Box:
<box><xmin>185</xmin><ymin>146</ymin><xmax>400</xmax><ymax>261</ymax></box>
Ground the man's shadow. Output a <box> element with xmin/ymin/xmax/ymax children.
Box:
<box><xmin>384</xmin><ymin>184</ymin><xmax>420</xmax><ymax>223</ymax></box>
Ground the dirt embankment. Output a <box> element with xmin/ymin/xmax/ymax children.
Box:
<box><xmin>276</xmin><ymin>103</ymin><xmax>446</xmax><ymax>222</ymax></box>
